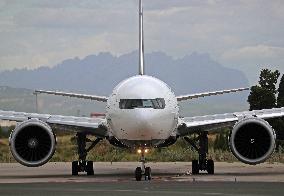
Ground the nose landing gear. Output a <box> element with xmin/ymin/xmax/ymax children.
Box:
<box><xmin>135</xmin><ymin>149</ymin><xmax>151</xmax><ymax>181</ymax></box>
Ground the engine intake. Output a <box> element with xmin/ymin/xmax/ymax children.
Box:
<box><xmin>9</xmin><ymin>119</ymin><xmax>56</xmax><ymax>167</ymax></box>
<box><xmin>229</xmin><ymin>117</ymin><xmax>275</xmax><ymax>165</ymax></box>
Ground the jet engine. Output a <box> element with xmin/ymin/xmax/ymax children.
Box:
<box><xmin>9</xmin><ymin>119</ymin><xmax>56</xmax><ymax>167</ymax></box>
<box><xmin>229</xmin><ymin>117</ymin><xmax>276</xmax><ymax>165</ymax></box>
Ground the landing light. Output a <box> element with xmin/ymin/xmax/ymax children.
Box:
<box><xmin>137</xmin><ymin>149</ymin><xmax>149</xmax><ymax>154</ymax></box>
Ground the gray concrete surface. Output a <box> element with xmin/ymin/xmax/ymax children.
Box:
<box><xmin>0</xmin><ymin>181</ymin><xmax>284</xmax><ymax>196</ymax></box>
<box><xmin>0</xmin><ymin>162</ymin><xmax>283</xmax><ymax>195</ymax></box>
<box><xmin>0</xmin><ymin>162</ymin><xmax>284</xmax><ymax>183</ymax></box>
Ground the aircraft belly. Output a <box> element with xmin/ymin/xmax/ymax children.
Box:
<box><xmin>120</xmin><ymin>139</ymin><xmax>165</xmax><ymax>148</ymax></box>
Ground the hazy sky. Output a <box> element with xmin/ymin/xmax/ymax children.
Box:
<box><xmin>0</xmin><ymin>0</ymin><xmax>284</xmax><ymax>83</ymax></box>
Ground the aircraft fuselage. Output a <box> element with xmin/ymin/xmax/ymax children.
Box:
<box><xmin>106</xmin><ymin>75</ymin><xmax>179</xmax><ymax>147</ymax></box>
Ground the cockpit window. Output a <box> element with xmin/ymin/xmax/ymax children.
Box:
<box><xmin>119</xmin><ymin>98</ymin><xmax>165</xmax><ymax>109</ymax></box>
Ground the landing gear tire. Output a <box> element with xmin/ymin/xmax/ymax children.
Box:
<box><xmin>145</xmin><ymin>167</ymin><xmax>152</xmax><ymax>181</ymax></box>
<box><xmin>86</xmin><ymin>161</ymin><xmax>94</xmax><ymax>175</ymax></box>
<box><xmin>73</xmin><ymin>133</ymin><xmax>102</xmax><ymax>176</ymax></box>
<box><xmin>135</xmin><ymin>167</ymin><xmax>142</xmax><ymax>181</ymax></box>
<box><xmin>72</xmin><ymin>161</ymin><xmax>79</xmax><ymax>176</ymax></box>
<box><xmin>207</xmin><ymin>159</ymin><xmax>214</xmax><ymax>174</ymax></box>
<box><xmin>185</xmin><ymin>132</ymin><xmax>216</xmax><ymax>175</ymax></box>
<box><xmin>192</xmin><ymin>160</ymin><xmax>199</xmax><ymax>175</ymax></box>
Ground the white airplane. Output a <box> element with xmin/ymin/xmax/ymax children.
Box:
<box><xmin>1</xmin><ymin>0</ymin><xmax>284</xmax><ymax>181</ymax></box>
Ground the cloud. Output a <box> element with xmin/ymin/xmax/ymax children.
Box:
<box><xmin>220</xmin><ymin>45</ymin><xmax>284</xmax><ymax>83</ymax></box>
<box><xmin>0</xmin><ymin>0</ymin><xmax>284</xmax><ymax>84</ymax></box>
<box><xmin>221</xmin><ymin>45</ymin><xmax>284</xmax><ymax>62</ymax></box>
<box><xmin>0</xmin><ymin>31</ymin><xmax>137</xmax><ymax>71</ymax></box>
<box><xmin>13</xmin><ymin>7</ymin><xmax>136</xmax><ymax>30</ymax></box>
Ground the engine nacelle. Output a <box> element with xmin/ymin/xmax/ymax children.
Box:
<box><xmin>229</xmin><ymin>117</ymin><xmax>276</xmax><ymax>165</ymax></box>
<box><xmin>9</xmin><ymin>119</ymin><xmax>56</xmax><ymax>167</ymax></box>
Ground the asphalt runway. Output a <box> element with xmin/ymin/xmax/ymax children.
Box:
<box><xmin>0</xmin><ymin>162</ymin><xmax>283</xmax><ymax>195</ymax></box>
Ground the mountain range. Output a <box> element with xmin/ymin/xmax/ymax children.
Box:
<box><xmin>0</xmin><ymin>51</ymin><xmax>250</xmax><ymax>116</ymax></box>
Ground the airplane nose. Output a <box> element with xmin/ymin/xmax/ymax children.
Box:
<box><xmin>110</xmin><ymin>108</ymin><xmax>176</xmax><ymax>141</ymax></box>
<box><xmin>134</xmin><ymin>110</ymin><xmax>154</xmax><ymax>130</ymax></box>
<box><xmin>126</xmin><ymin>109</ymin><xmax>176</xmax><ymax>140</ymax></box>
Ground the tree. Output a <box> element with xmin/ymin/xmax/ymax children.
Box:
<box><xmin>248</xmin><ymin>69</ymin><xmax>280</xmax><ymax>110</ymax></box>
<box><xmin>259</xmin><ymin>69</ymin><xmax>280</xmax><ymax>93</ymax></box>
<box><xmin>276</xmin><ymin>74</ymin><xmax>284</xmax><ymax>141</ymax></box>
<box><xmin>277</xmin><ymin>74</ymin><xmax>284</xmax><ymax>107</ymax></box>
<box><xmin>0</xmin><ymin>126</ymin><xmax>2</xmax><ymax>138</ymax></box>
<box><xmin>247</xmin><ymin>69</ymin><xmax>284</xmax><ymax>147</ymax></box>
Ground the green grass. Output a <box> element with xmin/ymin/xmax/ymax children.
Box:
<box><xmin>1</xmin><ymin>135</ymin><xmax>284</xmax><ymax>163</ymax></box>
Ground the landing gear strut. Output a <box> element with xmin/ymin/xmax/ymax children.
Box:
<box><xmin>184</xmin><ymin>131</ymin><xmax>214</xmax><ymax>175</ymax></box>
<box><xmin>72</xmin><ymin>133</ymin><xmax>102</xmax><ymax>176</ymax></box>
<box><xmin>135</xmin><ymin>149</ymin><xmax>151</xmax><ymax>181</ymax></box>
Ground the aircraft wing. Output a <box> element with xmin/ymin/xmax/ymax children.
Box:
<box><xmin>177</xmin><ymin>107</ymin><xmax>284</xmax><ymax>136</ymax></box>
<box><xmin>0</xmin><ymin>110</ymin><xmax>108</xmax><ymax>137</ymax></box>
<box><xmin>34</xmin><ymin>90</ymin><xmax>108</xmax><ymax>102</ymax></box>
<box><xmin>176</xmin><ymin>87</ymin><xmax>249</xmax><ymax>101</ymax></box>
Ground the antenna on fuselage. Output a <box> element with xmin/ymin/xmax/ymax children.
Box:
<box><xmin>139</xmin><ymin>0</ymin><xmax>145</xmax><ymax>75</ymax></box>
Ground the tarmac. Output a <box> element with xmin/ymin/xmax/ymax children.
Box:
<box><xmin>0</xmin><ymin>162</ymin><xmax>283</xmax><ymax>195</ymax></box>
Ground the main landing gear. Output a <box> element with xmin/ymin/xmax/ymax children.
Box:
<box><xmin>72</xmin><ymin>133</ymin><xmax>102</xmax><ymax>176</ymax></box>
<box><xmin>135</xmin><ymin>149</ymin><xmax>151</xmax><ymax>181</ymax></box>
<box><xmin>184</xmin><ymin>131</ymin><xmax>214</xmax><ymax>175</ymax></box>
